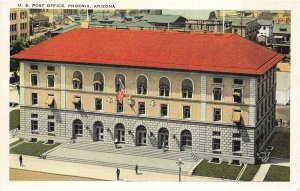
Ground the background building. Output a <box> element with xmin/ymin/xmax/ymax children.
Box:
<box><xmin>10</xmin><ymin>9</ymin><xmax>30</xmax><ymax>42</ymax></box>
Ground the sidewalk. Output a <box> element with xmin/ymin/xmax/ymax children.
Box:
<box><xmin>253</xmin><ymin>164</ymin><xmax>271</xmax><ymax>181</ymax></box>
<box><xmin>9</xmin><ymin>154</ymin><xmax>223</xmax><ymax>182</ymax></box>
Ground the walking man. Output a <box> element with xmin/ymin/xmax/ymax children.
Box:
<box><xmin>116</xmin><ymin>168</ymin><xmax>120</xmax><ymax>180</ymax></box>
<box><xmin>135</xmin><ymin>164</ymin><xmax>139</xmax><ymax>175</ymax></box>
<box><xmin>19</xmin><ymin>155</ymin><xmax>23</xmax><ymax>167</ymax></box>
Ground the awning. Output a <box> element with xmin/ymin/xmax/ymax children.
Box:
<box><xmin>93</xmin><ymin>81</ymin><xmax>102</xmax><ymax>84</ymax></box>
<box><xmin>233</xmin><ymin>92</ymin><xmax>241</xmax><ymax>97</ymax></box>
<box><xmin>73</xmin><ymin>78</ymin><xmax>81</xmax><ymax>82</ymax></box>
<box><xmin>72</xmin><ymin>97</ymin><xmax>81</xmax><ymax>104</ymax></box>
<box><xmin>45</xmin><ymin>95</ymin><xmax>54</xmax><ymax>106</ymax></box>
<box><xmin>274</xmin><ymin>36</ymin><xmax>283</xmax><ymax>39</ymax></box>
<box><xmin>232</xmin><ymin>111</ymin><xmax>241</xmax><ymax>123</ymax></box>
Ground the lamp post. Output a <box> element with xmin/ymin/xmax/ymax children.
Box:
<box><xmin>176</xmin><ymin>158</ymin><xmax>184</xmax><ymax>182</ymax></box>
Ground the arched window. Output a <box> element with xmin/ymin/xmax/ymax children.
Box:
<box><xmin>93</xmin><ymin>72</ymin><xmax>104</xmax><ymax>92</ymax></box>
<box><xmin>136</xmin><ymin>125</ymin><xmax>147</xmax><ymax>146</ymax></box>
<box><xmin>181</xmin><ymin>130</ymin><xmax>192</xmax><ymax>147</ymax></box>
<box><xmin>73</xmin><ymin>119</ymin><xmax>83</xmax><ymax>137</ymax></box>
<box><xmin>93</xmin><ymin>121</ymin><xmax>104</xmax><ymax>141</ymax></box>
<box><xmin>158</xmin><ymin>128</ymin><xmax>169</xmax><ymax>148</ymax></box>
<box><xmin>137</xmin><ymin>75</ymin><xmax>147</xmax><ymax>95</ymax></box>
<box><xmin>159</xmin><ymin>77</ymin><xmax>170</xmax><ymax>97</ymax></box>
<box><xmin>73</xmin><ymin>71</ymin><xmax>83</xmax><ymax>90</ymax></box>
<box><xmin>115</xmin><ymin>123</ymin><xmax>125</xmax><ymax>143</ymax></box>
<box><xmin>182</xmin><ymin>79</ymin><xmax>193</xmax><ymax>98</ymax></box>
<box><xmin>115</xmin><ymin>74</ymin><xmax>126</xmax><ymax>92</ymax></box>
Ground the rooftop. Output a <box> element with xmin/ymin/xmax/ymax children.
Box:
<box><xmin>273</xmin><ymin>23</ymin><xmax>291</xmax><ymax>34</ymax></box>
<box><xmin>140</xmin><ymin>14</ymin><xmax>187</xmax><ymax>24</ymax></box>
<box><xmin>13</xmin><ymin>27</ymin><xmax>284</xmax><ymax>75</ymax></box>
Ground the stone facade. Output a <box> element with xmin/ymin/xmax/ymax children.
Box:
<box><xmin>20</xmin><ymin>106</ymin><xmax>255</xmax><ymax>164</ymax></box>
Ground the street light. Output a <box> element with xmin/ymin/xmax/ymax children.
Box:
<box><xmin>176</xmin><ymin>158</ymin><xmax>184</xmax><ymax>182</ymax></box>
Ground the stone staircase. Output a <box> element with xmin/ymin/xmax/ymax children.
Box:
<box><xmin>46</xmin><ymin>142</ymin><xmax>199</xmax><ymax>175</ymax></box>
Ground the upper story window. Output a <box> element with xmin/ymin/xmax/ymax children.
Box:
<box><xmin>10</xmin><ymin>24</ymin><xmax>17</xmax><ymax>32</ymax></box>
<box><xmin>138</xmin><ymin>102</ymin><xmax>146</xmax><ymax>115</ymax></box>
<box><xmin>20</xmin><ymin>11</ymin><xmax>27</xmax><ymax>19</ymax></box>
<box><xmin>234</xmin><ymin>79</ymin><xmax>243</xmax><ymax>85</ymax></box>
<box><xmin>20</xmin><ymin>22</ymin><xmax>27</xmax><ymax>30</ymax></box>
<box><xmin>95</xmin><ymin>98</ymin><xmax>102</xmax><ymax>110</ymax></box>
<box><xmin>233</xmin><ymin>88</ymin><xmax>242</xmax><ymax>103</ymax></box>
<box><xmin>31</xmin><ymin>74</ymin><xmax>38</xmax><ymax>86</ymax></box>
<box><xmin>31</xmin><ymin>93</ymin><xmax>38</xmax><ymax>105</ymax></box>
<box><xmin>47</xmin><ymin>75</ymin><xmax>55</xmax><ymax>88</ymax></box>
<box><xmin>213</xmin><ymin>78</ymin><xmax>222</xmax><ymax>84</ymax></box>
<box><xmin>72</xmin><ymin>96</ymin><xmax>82</xmax><ymax>110</ymax></box>
<box><xmin>159</xmin><ymin>77</ymin><xmax>170</xmax><ymax>97</ymax></box>
<box><xmin>30</xmin><ymin>65</ymin><xmax>38</xmax><ymax>70</ymax></box>
<box><xmin>47</xmin><ymin>66</ymin><xmax>55</xmax><ymax>71</ymax></box>
<box><xmin>10</xmin><ymin>12</ymin><xmax>16</xmax><ymax>20</ymax></box>
<box><xmin>183</xmin><ymin>106</ymin><xmax>191</xmax><ymax>119</ymax></box>
<box><xmin>160</xmin><ymin>104</ymin><xmax>168</xmax><ymax>117</ymax></box>
<box><xmin>115</xmin><ymin>74</ymin><xmax>126</xmax><ymax>92</ymax></box>
<box><xmin>213</xmin><ymin>87</ymin><xmax>222</xmax><ymax>101</ymax></box>
<box><xmin>117</xmin><ymin>101</ymin><xmax>123</xmax><ymax>112</ymax></box>
<box><xmin>213</xmin><ymin>108</ymin><xmax>222</xmax><ymax>122</ymax></box>
<box><xmin>137</xmin><ymin>75</ymin><xmax>147</xmax><ymax>95</ymax></box>
<box><xmin>93</xmin><ymin>72</ymin><xmax>104</xmax><ymax>92</ymax></box>
<box><xmin>182</xmin><ymin>79</ymin><xmax>193</xmax><ymax>98</ymax></box>
<box><xmin>73</xmin><ymin>71</ymin><xmax>83</xmax><ymax>90</ymax></box>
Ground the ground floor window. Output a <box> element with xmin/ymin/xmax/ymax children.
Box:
<box><xmin>232</xmin><ymin>140</ymin><xmax>241</xmax><ymax>152</ymax></box>
<box><xmin>181</xmin><ymin>130</ymin><xmax>192</xmax><ymax>150</ymax></box>
<box><xmin>73</xmin><ymin>119</ymin><xmax>83</xmax><ymax>137</ymax></box>
<box><xmin>31</xmin><ymin>120</ymin><xmax>38</xmax><ymax>131</ymax></box>
<box><xmin>48</xmin><ymin>122</ymin><xmax>54</xmax><ymax>132</ymax></box>
<box><xmin>212</xmin><ymin>138</ymin><xmax>220</xmax><ymax>150</ymax></box>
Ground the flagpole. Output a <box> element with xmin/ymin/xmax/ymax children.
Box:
<box><xmin>222</xmin><ymin>10</ymin><xmax>225</xmax><ymax>33</ymax></box>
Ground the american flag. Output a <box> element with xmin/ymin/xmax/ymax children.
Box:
<box><xmin>117</xmin><ymin>79</ymin><xmax>125</xmax><ymax>104</ymax></box>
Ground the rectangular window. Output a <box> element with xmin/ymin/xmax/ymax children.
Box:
<box><xmin>30</xmin><ymin>65</ymin><xmax>38</xmax><ymax>70</ymax></box>
<box><xmin>183</xmin><ymin>106</ymin><xmax>191</xmax><ymax>118</ymax></box>
<box><xmin>48</xmin><ymin>115</ymin><xmax>54</xmax><ymax>119</ymax></box>
<box><xmin>213</xmin><ymin>108</ymin><xmax>221</xmax><ymax>121</ymax></box>
<box><xmin>233</xmin><ymin>133</ymin><xmax>241</xmax><ymax>138</ymax></box>
<box><xmin>47</xmin><ymin>66</ymin><xmax>55</xmax><ymax>71</ymax></box>
<box><xmin>138</xmin><ymin>102</ymin><xmax>145</xmax><ymax>115</ymax></box>
<box><xmin>212</xmin><ymin>139</ymin><xmax>220</xmax><ymax>150</ymax></box>
<box><xmin>31</xmin><ymin>74</ymin><xmax>38</xmax><ymax>86</ymax></box>
<box><xmin>48</xmin><ymin>122</ymin><xmax>55</xmax><ymax>132</ymax></box>
<box><xmin>213</xmin><ymin>131</ymin><xmax>221</xmax><ymax>136</ymax></box>
<box><xmin>234</xmin><ymin>79</ymin><xmax>243</xmax><ymax>85</ymax></box>
<box><xmin>73</xmin><ymin>96</ymin><xmax>81</xmax><ymax>109</ymax></box>
<box><xmin>117</xmin><ymin>102</ymin><xmax>123</xmax><ymax>112</ymax></box>
<box><xmin>160</xmin><ymin>104</ymin><xmax>168</xmax><ymax>117</ymax></box>
<box><xmin>20</xmin><ymin>11</ymin><xmax>27</xmax><ymax>19</ymax></box>
<box><xmin>232</xmin><ymin>140</ymin><xmax>241</xmax><ymax>152</ymax></box>
<box><xmin>31</xmin><ymin>120</ymin><xmax>38</xmax><ymax>131</ymax></box>
<box><xmin>213</xmin><ymin>78</ymin><xmax>222</xmax><ymax>83</ymax></box>
<box><xmin>233</xmin><ymin>89</ymin><xmax>242</xmax><ymax>103</ymax></box>
<box><xmin>10</xmin><ymin>35</ymin><xmax>17</xmax><ymax>41</ymax></box>
<box><xmin>95</xmin><ymin>98</ymin><xmax>102</xmax><ymax>110</ymax></box>
<box><xmin>213</xmin><ymin>87</ymin><xmax>222</xmax><ymax>101</ymax></box>
<box><xmin>47</xmin><ymin>75</ymin><xmax>55</xmax><ymax>88</ymax></box>
<box><xmin>20</xmin><ymin>33</ymin><xmax>27</xmax><ymax>38</ymax></box>
<box><xmin>31</xmin><ymin>114</ymin><xmax>38</xmax><ymax>118</ymax></box>
<box><xmin>20</xmin><ymin>22</ymin><xmax>27</xmax><ymax>30</ymax></box>
<box><xmin>10</xmin><ymin>24</ymin><xmax>17</xmax><ymax>32</ymax></box>
<box><xmin>10</xmin><ymin>12</ymin><xmax>16</xmax><ymax>20</ymax></box>
<box><xmin>31</xmin><ymin>93</ymin><xmax>38</xmax><ymax>105</ymax></box>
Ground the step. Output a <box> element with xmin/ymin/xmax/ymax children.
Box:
<box><xmin>46</xmin><ymin>155</ymin><xmax>187</xmax><ymax>175</ymax></box>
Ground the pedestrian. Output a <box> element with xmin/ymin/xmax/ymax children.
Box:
<box><xmin>135</xmin><ymin>164</ymin><xmax>138</xmax><ymax>175</ymax></box>
<box><xmin>19</xmin><ymin>155</ymin><xmax>23</xmax><ymax>167</ymax></box>
<box><xmin>116</xmin><ymin>168</ymin><xmax>120</xmax><ymax>180</ymax></box>
<box><xmin>114</xmin><ymin>138</ymin><xmax>118</xmax><ymax>149</ymax></box>
<box><xmin>162</xmin><ymin>141</ymin><xmax>166</xmax><ymax>152</ymax></box>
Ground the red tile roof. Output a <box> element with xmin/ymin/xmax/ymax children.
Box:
<box><xmin>13</xmin><ymin>27</ymin><xmax>284</xmax><ymax>75</ymax></box>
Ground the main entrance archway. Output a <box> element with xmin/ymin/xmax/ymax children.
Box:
<box><xmin>136</xmin><ymin>126</ymin><xmax>147</xmax><ymax>146</ymax></box>
<box><xmin>158</xmin><ymin>128</ymin><xmax>169</xmax><ymax>149</ymax></box>
<box><xmin>115</xmin><ymin>123</ymin><xmax>125</xmax><ymax>143</ymax></box>
<box><xmin>93</xmin><ymin>121</ymin><xmax>104</xmax><ymax>141</ymax></box>
<box><xmin>181</xmin><ymin>130</ymin><xmax>192</xmax><ymax>151</ymax></box>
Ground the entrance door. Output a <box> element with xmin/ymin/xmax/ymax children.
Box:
<box><xmin>136</xmin><ymin>126</ymin><xmax>147</xmax><ymax>146</ymax></box>
<box><xmin>93</xmin><ymin>121</ymin><xmax>104</xmax><ymax>142</ymax></box>
<box><xmin>181</xmin><ymin>130</ymin><xmax>192</xmax><ymax>151</ymax></box>
<box><xmin>115</xmin><ymin>124</ymin><xmax>125</xmax><ymax>143</ymax></box>
<box><xmin>158</xmin><ymin>128</ymin><xmax>169</xmax><ymax>149</ymax></box>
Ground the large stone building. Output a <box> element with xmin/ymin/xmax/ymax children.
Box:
<box><xmin>10</xmin><ymin>9</ymin><xmax>30</xmax><ymax>42</ymax></box>
<box><xmin>13</xmin><ymin>27</ymin><xmax>284</xmax><ymax>164</ymax></box>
